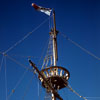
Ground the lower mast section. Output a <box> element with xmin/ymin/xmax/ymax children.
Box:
<box><xmin>29</xmin><ymin>60</ymin><xmax>63</xmax><ymax>100</ymax></box>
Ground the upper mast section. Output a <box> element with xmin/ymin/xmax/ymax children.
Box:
<box><xmin>32</xmin><ymin>3</ymin><xmax>58</xmax><ymax>66</ymax></box>
<box><xmin>31</xmin><ymin>4</ymin><xmax>70</xmax><ymax>100</ymax></box>
<box><xmin>50</xmin><ymin>9</ymin><xmax>58</xmax><ymax>66</ymax></box>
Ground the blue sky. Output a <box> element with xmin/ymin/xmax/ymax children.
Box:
<box><xmin>0</xmin><ymin>0</ymin><xmax>100</xmax><ymax>100</ymax></box>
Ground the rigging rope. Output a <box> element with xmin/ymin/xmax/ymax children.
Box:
<box><xmin>4</xmin><ymin>16</ymin><xmax>51</xmax><ymax>54</ymax></box>
<box><xmin>42</xmin><ymin>35</ymin><xmax>53</xmax><ymax>69</ymax></box>
<box><xmin>6</xmin><ymin>54</ymin><xmax>32</xmax><ymax>71</ymax></box>
<box><xmin>22</xmin><ymin>76</ymin><xmax>34</xmax><ymax>100</ymax></box>
<box><xmin>37</xmin><ymin>37</ymin><xmax>49</xmax><ymax>69</ymax></box>
<box><xmin>22</xmin><ymin>69</ymin><xmax>40</xmax><ymax>100</ymax></box>
<box><xmin>85</xmin><ymin>97</ymin><xmax>100</xmax><ymax>99</ymax></box>
<box><xmin>0</xmin><ymin>55</ymin><xmax>4</xmax><ymax>72</ymax></box>
<box><xmin>0</xmin><ymin>51</ymin><xmax>44</xmax><ymax>99</ymax></box>
<box><xmin>4</xmin><ymin>57</ymin><xmax>8</xmax><ymax>100</ymax></box>
<box><xmin>59</xmin><ymin>32</ymin><xmax>100</xmax><ymax>61</ymax></box>
<box><xmin>7</xmin><ymin>69</ymin><xmax>28</xmax><ymax>99</ymax></box>
<box><xmin>38</xmin><ymin>80</ymin><xmax>40</xmax><ymax>99</ymax></box>
<box><xmin>38</xmin><ymin>80</ymin><xmax>44</xmax><ymax>100</ymax></box>
<box><xmin>67</xmin><ymin>84</ymin><xmax>87</xmax><ymax>100</ymax></box>
<box><xmin>8</xmin><ymin>54</ymin><xmax>40</xmax><ymax>59</ymax></box>
<box><xmin>38</xmin><ymin>79</ymin><xmax>45</xmax><ymax>100</ymax></box>
<box><xmin>60</xmin><ymin>77</ymin><xmax>87</xmax><ymax>100</ymax></box>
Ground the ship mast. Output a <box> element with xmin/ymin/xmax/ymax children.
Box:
<box><xmin>30</xmin><ymin>5</ymin><xmax>70</xmax><ymax>100</ymax></box>
<box><xmin>51</xmin><ymin>9</ymin><xmax>58</xmax><ymax>66</ymax></box>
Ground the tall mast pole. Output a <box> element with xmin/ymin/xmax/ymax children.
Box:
<box><xmin>52</xmin><ymin>9</ymin><xmax>58</xmax><ymax>66</ymax></box>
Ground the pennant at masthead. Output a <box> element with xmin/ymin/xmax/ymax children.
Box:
<box><xmin>32</xmin><ymin>3</ymin><xmax>52</xmax><ymax>16</ymax></box>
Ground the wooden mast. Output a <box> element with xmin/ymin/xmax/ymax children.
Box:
<box><xmin>30</xmin><ymin>5</ymin><xmax>70</xmax><ymax>100</ymax></box>
<box><xmin>52</xmin><ymin>9</ymin><xmax>58</xmax><ymax>100</ymax></box>
<box><xmin>52</xmin><ymin>9</ymin><xmax>58</xmax><ymax>66</ymax></box>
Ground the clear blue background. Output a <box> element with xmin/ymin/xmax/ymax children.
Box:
<box><xmin>0</xmin><ymin>0</ymin><xmax>100</xmax><ymax>100</ymax></box>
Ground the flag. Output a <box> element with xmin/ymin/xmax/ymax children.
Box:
<box><xmin>32</xmin><ymin>3</ymin><xmax>52</xmax><ymax>16</ymax></box>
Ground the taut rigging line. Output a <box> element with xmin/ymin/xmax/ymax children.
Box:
<box><xmin>0</xmin><ymin>52</ymin><xmax>32</xmax><ymax>72</ymax></box>
<box><xmin>60</xmin><ymin>75</ymin><xmax>87</xmax><ymax>100</ymax></box>
<box><xmin>4</xmin><ymin>56</ymin><xmax>8</xmax><ymax>100</ymax></box>
<box><xmin>59</xmin><ymin>32</ymin><xmax>100</xmax><ymax>61</ymax></box>
<box><xmin>3</xmin><ymin>16</ymin><xmax>52</xmax><ymax>54</ymax></box>
<box><xmin>67</xmin><ymin>84</ymin><xmax>87</xmax><ymax>100</ymax></box>
<box><xmin>0</xmin><ymin>55</ymin><xmax>4</xmax><ymax>72</ymax></box>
